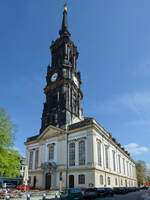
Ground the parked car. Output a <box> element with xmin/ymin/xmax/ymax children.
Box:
<box><xmin>95</xmin><ymin>188</ymin><xmax>106</xmax><ymax>197</ymax></box>
<box><xmin>60</xmin><ymin>188</ymin><xmax>83</xmax><ymax>200</ymax></box>
<box><xmin>140</xmin><ymin>186</ymin><xmax>149</xmax><ymax>190</ymax></box>
<box><xmin>17</xmin><ymin>185</ymin><xmax>30</xmax><ymax>190</ymax></box>
<box><xmin>104</xmin><ymin>187</ymin><xmax>114</xmax><ymax>196</ymax></box>
<box><xmin>113</xmin><ymin>187</ymin><xmax>128</xmax><ymax>194</ymax></box>
<box><xmin>83</xmin><ymin>188</ymin><xmax>98</xmax><ymax>199</ymax></box>
<box><xmin>6</xmin><ymin>183</ymin><xmax>16</xmax><ymax>188</ymax></box>
<box><xmin>128</xmin><ymin>187</ymin><xmax>137</xmax><ymax>192</ymax></box>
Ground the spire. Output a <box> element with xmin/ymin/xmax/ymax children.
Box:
<box><xmin>59</xmin><ymin>4</ymin><xmax>71</xmax><ymax>37</ymax></box>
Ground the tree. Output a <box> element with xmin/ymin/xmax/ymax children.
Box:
<box><xmin>0</xmin><ymin>107</ymin><xmax>21</xmax><ymax>177</ymax></box>
<box><xmin>136</xmin><ymin>160</ymin><xmax>147</xmax><ymax>186</ymax></box>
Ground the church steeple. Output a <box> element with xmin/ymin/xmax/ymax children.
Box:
<box><xmin>59</xmin><ymin>4</ymin><xmax>71</xmax><ymax>37</ymax></box>
<box><xmin>40</xmin><ymin>5</ymin><xmax>83</xmax><ymax>133</ymax></box>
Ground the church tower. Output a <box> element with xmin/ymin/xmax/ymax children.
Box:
<box><xmin>40</xmin><ymin>5</ymin><xmax>83</xmax><ymax>133</ymax></box>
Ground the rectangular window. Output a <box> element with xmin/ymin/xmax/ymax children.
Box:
<box><xmin>78</xmin><ymin>174</ymin><xmax>85</xmax><ymax>184</ymax></box>
<box><xmin>118</xmin><ymin>155</ymin><xmax>121</xmax><ymax>173</ymax></box>
<box><xmin>123</xmin><ymin>158</ymin><xmax>125</xmax><ymax>175</ymax></box>
<box><xmin>97</xmin><ymin>141</ymin><xmax>102</xmax><ymax>166</ymax></box>
<box><xmin>49</xmin><ymin>145</ymin><xmax>54</xmax><ymax>160</ymax></box>
<box><xmin>100</xmin><ymin>175</ymin><xmax>103</xmax><ymax>185</ymax></box>
<box><xmin>108</xmin><ymin>177</ymin><xmax>111</xmax><ymax>185</ymax></box>
<box><xmin>112</xmin><ymin>150</ymin><xmax>116</xmax><ymax>171</ymax></box>
<box><xmin>127</xmin><ymin>161</ymin><xmax>129</xmax><ymax>176</ymax></box>
<box><xmin>115</xmin><ymin>178</ymin><xmax>118</xmax><ymax>185</ymax></box>
<box><xmin>129</xmin><ymin>163</ymin><xmax>131</xmax><ymax>177</ymax></box>
<box><xmin>35</xmin><ymin>149</ymin><xmax>39</xmax><ymax>169</ymax></box>
<box><xmin>79</xmin><ymin>141</ymin><xmax>85</xmax><ymax>165</ymax></box>
<box><xmin>69</xmin><ymin>143</ymin><xmax>75</xmax><ymax>166</ymax></box>
<box><xmin>29</xmin><ymin>151</ymin><xmax>33</xmax><ymax>170</ymax></box>
<box><xmin>105</xmin><ymin>145</ymin><xmax>109</xmax><ymax>168</ymax></box>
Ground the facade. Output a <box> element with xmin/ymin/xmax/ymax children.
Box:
<box><xmin>25</xmin><ymin>5</ymin><xmax>137</xmax><ymax>189</ymax></box>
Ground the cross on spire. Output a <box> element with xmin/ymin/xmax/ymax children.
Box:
<box><xmin>59</xmin><ymin>4</ymin><xmax>71</xmax><ymax>37</ymax></box>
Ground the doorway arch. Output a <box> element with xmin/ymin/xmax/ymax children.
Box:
<box><xmin>69</xmin><ymin>175</ymin><xmax>74</xmax><ymax>188</ymax></box>
<box><xmin>45</xmin><ymin>173</ymin><xmax>51</xmax><ymax>189</ymax></box>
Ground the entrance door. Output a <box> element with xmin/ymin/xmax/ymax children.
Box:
<box><xmin>33</xmin><ymin>176</ymin><xmax>36</xmax><ymax>188</ymax></box>
<box><xmin>45</xmin><ymin>173</ymin><xmax>51</xmax><ymax>190</ymax></box>
<box><xmin>69</xmin><ymin>175</ymin><xmax>74</xmax><ymax>188</ymax></box>
<box><xmin>125</xmin><ymin>180</ymin><xmax>127</xmax><ymax>187</ymax></box>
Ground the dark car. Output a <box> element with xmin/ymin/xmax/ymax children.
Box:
<box><xmin>60</xmin><ymin>188</ymin><xmax>83</xmax><ymax>200</ymax></box>
<box><xmin>104</xmin><ymin>187</ymin><xmax>114</xmax><ymax>196</ymax></box>
<box><xmin>113</xmin><ymin>187</ymin><xmax>127</xmax><ymax>194</ymax></box>
<box><xmin>140</xmin><ymin>186</ymin><xmax>149</xmax><ymax>190</ymax></box>
<box><xmin>83</xmin><ymin>188</ymin><xmax>98</xmax><ymax>199</ymax></box>
<box><xmin>128</xmin><ymin>187</ymin><xmax>137</xmax><ymax>192</ymax></box>
<box><xmin>95</xmin><ymin>188</ymin><xmax>106</xmax><ymax>197</ymax></box>
<box><xmin>113</xmin><ymin>187</ymin><xmax>121</xmax><ymax>194</ymax></box>
<box><xmin>6</xmin><ymin>183</ymin><xmax>16</xmax><ymax>189</ymax></box>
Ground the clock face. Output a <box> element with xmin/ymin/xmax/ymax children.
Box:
<box><xmin>73</xmin><ymin>76</ymin><xmax>79</xmax><ymax>87</ymax></box>
<box><xmin>51</xmin><ymin>73</ymin><xmax>58</xmax><ymax>82</ymax></box>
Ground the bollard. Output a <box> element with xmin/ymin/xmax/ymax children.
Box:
<box><xmin>42</xmin><ymin>193</ymin><xmax>46</xmax><ymax>200</ymax></box>
<box><xmin>27</xmin><ymin>194</ymin><xmax>30</xmax><ymax>200</ymax></box>
<box><xmin>6</xmin><ymin>196</ymin><xmax>10</xmax><ymax>200</ymax></box>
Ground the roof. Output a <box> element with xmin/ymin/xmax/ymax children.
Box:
<box><xmin>68</xmin><ymin>117</ymin><xmax>94</xmax><ymax>130</ymax></box>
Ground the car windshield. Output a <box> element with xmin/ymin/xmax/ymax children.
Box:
<box><xmin>69</xmin><ymin>188</ymin><xmax>81</xmax><ymax>193</ymax></box>
<box><xmin>97</xmin><ymin>188</ymin><xmax>105</xmax><ymax>191</ymax></box>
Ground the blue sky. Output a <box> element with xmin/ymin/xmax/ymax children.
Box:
<box><xmin>0</xmin><ymin>0</ymin><xmax>150</xmax><ymax>166</ymax></box>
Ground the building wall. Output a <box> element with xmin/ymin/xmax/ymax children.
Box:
<box><xmin>25</xmin><ymin>124</ymin><xmax>137</xmax><ymax>189</ymax></box>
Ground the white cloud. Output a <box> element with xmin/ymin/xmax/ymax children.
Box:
<box><xmin>94</xmin><ymin>90</ymin><xmax>150</xmax><ymax>127</ymax></box>
<box><xmin>99</xmin><ymin>90</ymin><xmax>150</xmax><ymax>113</ymax></box>
<box><xmin>125</xmin><ymin>143</ymin><xmax>149</xmax><ymax>155</ymax></box>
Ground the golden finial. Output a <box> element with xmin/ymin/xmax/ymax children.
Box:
<box><xmin>64</xmin><ymin>3</ymin><xmax>67</xmax><ymax>12</ymax></box>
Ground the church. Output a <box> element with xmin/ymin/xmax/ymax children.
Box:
<box><xmin>25</xmin><ymin>5</ymin><xmax>137</xmax><ymax>190</ymax></box>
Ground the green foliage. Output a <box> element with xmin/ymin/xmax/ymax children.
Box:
<box><xmin>0</xmin><ymin>107</ymin><xmax>21</xmax><ymax>178</ymax></box>
<box><xmin>136</xmin><ymin>160</ymin><xmax>147</xmax><ymax>186</ymax></box>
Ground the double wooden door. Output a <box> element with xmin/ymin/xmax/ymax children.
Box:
<box><xmin>45</xmin><ymin>173</ymin><xmax>51</xmax><ymax>190</ymax></box>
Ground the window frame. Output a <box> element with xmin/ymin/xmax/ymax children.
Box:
<box><xmin>78</xmin><ymin>140</ymin><xmax>85</xmax><ymax>165</ymax></box>
<box><xmin>100</xmin><ymin>175</ymin><xmax>103</xmax><ymax>185</ymax></box>
<box><xmin>97</xmin><ymin>141</ymin><xmax>102</xmax><ymax>166</ymax></box>
<box><xmin>29</xmin><ymin>151</ymin><xmax>33</xmax><ymax>170</ymax></box>
<box><xmin>78</xmin><ymin>174</ymin><xmax>85</xmax><ymax>184</ymax></box>
<box><xmin>35</xmin><ymin>149</ymin><xmax>39</xmax><ymax>169</ymax></box>
<box><xmin>48</xmin><ymin>145</ymin><xmax>54</xmax><ymax>160</ymax></box>
<box><xmin>108</xmin><ymin>177</ymin><xmax>111</xmax><ymax>185</ymax></box>
<box><xmin>69</xmin><ymin>142</ymin><xmax>75</xmax><ymax>166</ymax></box>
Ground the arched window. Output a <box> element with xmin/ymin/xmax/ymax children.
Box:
<box><xmin>78</xmin><ymin>174</ymin><xmax>85</xmax><ymax>184</ymax></box>
<box><xmin>100</xmin><ymin>175</ymin><xmax>103</xmax><ymax>185</ymax></box>
<box><xmin>121</xmin><ymin>179</ymin><xmax>123</xmax><ymax>185</ymax></box>
<box><xmin>79</xmin><ymin>140</ymin><xmax>85</xmax><ymax>165</ymax></box>
<box><xmin>115</xmin><ymin>178</ymin><xmax>118</xmax><ymax>185</ymax></box>
<box><xmin>108</xmin><ymin>177</ymin><xmax>111</xmax><ymax>185</ymax></box>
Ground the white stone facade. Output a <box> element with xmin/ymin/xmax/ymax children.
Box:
<box><xmin>25</xmin><ymin>119</ymin><xmax>137</xmax><ymax>189</ymax></box>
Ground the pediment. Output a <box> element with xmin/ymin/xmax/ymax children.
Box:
<box><xmin>38</xmin><ymin>125</ymin><xmax>63</xmax><ymax>140</ymax></box>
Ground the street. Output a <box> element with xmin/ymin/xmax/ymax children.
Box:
<box><xmin>95</xmin><ymin>190</ymin><xmax>150</xmax><ymax>200</ymax></box>
<box><xmin>1</xmin><ymin>189</ymin><xmax>150</xmax><ymax>200</ymax></box>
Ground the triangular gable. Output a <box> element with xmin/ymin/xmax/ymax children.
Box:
<box><xmin>38</xmin><ymin>125</ymin><xmax>63</xmax><ymax>140</ymax></box>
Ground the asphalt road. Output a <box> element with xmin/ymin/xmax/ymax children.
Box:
<box><xmin>95</xmin><ymin>190</ymin><xmax>150</xmax><ymax>200</ymax></box>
